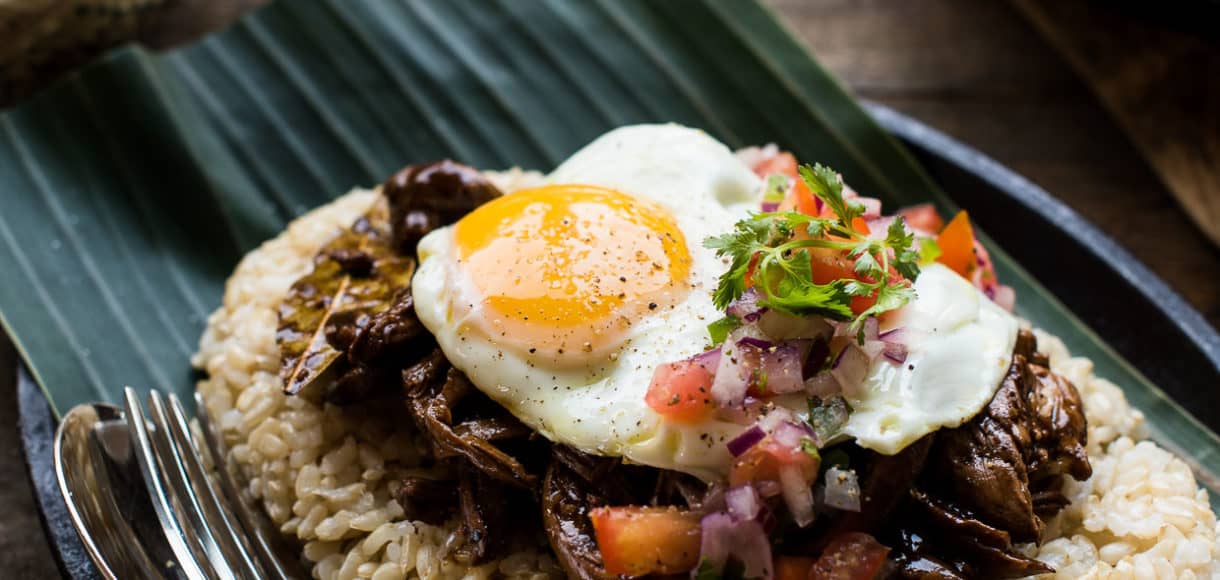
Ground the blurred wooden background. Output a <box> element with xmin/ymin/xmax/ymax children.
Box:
<box><xmin>1</xmin><ymin>0</ymin><xmax>1217</xmax><ymax>575</ymax></box>
<box><xmin>767</xmin><ymin>0</ymin><xmax>1219</xmax><ymax>328</ymax></box>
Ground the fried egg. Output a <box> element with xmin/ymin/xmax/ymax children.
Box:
<box><xmin>413</xmin><ymin>124</ymin><xmax>764</xmax><ymax>479</ymax></box>
<box><xmin>413</xmin><ymin>124</ymin><xmax>1019</xmax><ymax>481</ymax></box>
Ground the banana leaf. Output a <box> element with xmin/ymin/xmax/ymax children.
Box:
<box><xmin>1</xmin><ymin>0</ymin><xmax>1217</xmax><ymax>511</ymax></box>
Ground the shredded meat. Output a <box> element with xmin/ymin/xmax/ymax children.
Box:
<box><xmin>542</xmin><ymin>450</ymin><xmax>616</xmax><ymax>580</ymax></box>
<box><xmin>827</xmin><ymin>436</ymin><xmax>935</xmax><ymax>538</ymax></box>
<box><xmin>405</xmin><ymin>368</ymin><xmax>538</xmax><ymax>489</ymax></box>
<box><xmin>925</xmin><ymin>330</ymin><xmax>1091</xmax><ymax>545</ymax></box>
<box><xmin>383</xmin><ymin>160</ymin><xmax>503</xmax><ymax>253</ymax></box>
<box><xmin>390</xmin><ymin>477</ymin><xmax>457</xmax><ymax>526</ymax></box>
<box><xmin>451</xmin><ymin>464</ymin><xmax>530</xmax><ymax>564</ymax></box>
<box><xmin>905</xmin><ymin>490</ymin><xmax>1052</xmax><ymax>578</ymax></box>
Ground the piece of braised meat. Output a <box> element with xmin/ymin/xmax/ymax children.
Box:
<box><xmin>383</xmin><ymin>160</ymin><xmax>503</xmax><ymax>253</ymax></box>
<box><xmin>906</xmin><ymin>490</ymin><xmax>1052</xmax><ymax>578</ymax></box>
<box><xmin>390</xmin><ymin>477</ymin><xmax>457</xmax><ymax>526</ymax></box>
<box><xmin>542</xmin><ymin>450</ymin><xmax>618</xmax><ymax>580</ymax></box>
<box><xmin>883</xmin><ymin>329</ymin><xmax>1090</xmax><ymax>578</ymax></box>
<box><xmin>405</xmin><ymin>368</ymin><xmax>539</xmax><ymax>489</ymax></box>
<box><xmin>926</xmin><ymin>330</ymin><xmax>1091</xmax><ymax>544</ymax></box>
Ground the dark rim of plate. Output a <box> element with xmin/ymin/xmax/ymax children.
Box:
<box><xmin>18</xmin><ymin>104</ymin><xmax>1220</xmax><ymax>580</ymax></box>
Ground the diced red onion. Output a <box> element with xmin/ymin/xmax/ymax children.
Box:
<box><xmin>757</xmin><ymin>310</ymin><xmax>833</xmax><ymax>341</ymax></box>
<box><xmin>771</xmin><ymin>420</ymin><xmax>814</xmax><ymax>449</ymax></box>
<box><xmin>864</xmin><ymin>216</ymin><xmax>894</xmax><ymax>240</ymax></box>
<box><xmin>861</xmin><ymin>317</ymin><xmax>879</xmax><ymax>342</ymax></box>
<box><xmin>780</xmin><ymin>464</ymin><xmax>815</xmax><ymax>527</ymax></box>
<box><xmin>755</xmin><ymin>480</ymin><xmax>782</xmax><ymax>498</ymax></box>
<box><xmin>861</xmin><ymin>340</ymin><xmax>886</xmax><ymax>360</ymax></box>
<box><xmin>802</xmin><ymin>338</ymin><xmax>830</xmax><ymax>379</ymax></box>
<box><xmin>831</xmin><ymin>345</ymin><xmax>870</xmax><ymax>399</ymax></box>
<box><xmin>716</xmin><ymin>396</ymin><xmax>769</xmax><ymax>425</ymax></box>
<box><xmin>697</xmin><ymin>513</ymin><xmax>733</xmax><ymax>574</ymax></box>
<box><xmin>756</xmin><ymin>406</ymin><xmax>799</xmax><ymax>433</ymax></box>
<box><xmin>858</xmin><ymin>197</ymin><xmax>882</xmax><ymax>219</ymax></box>
<box><xmin>726</xmin><ymin>289</ymin><xmax>765</xmax><ymax>322</ymax></box>
<box><xmin>738</xmin><ymin>336</ymin><xmax>774</xmax><ymax>350</ymax></box>
<box><xmin>690</xmin><ymin>348</ymin><xmax>723</xmax><ymax>373</ymax></box>
<box><xmin>760</xmin><ymin>201</ymin><xmax>780</xmax><ymax>212</ymax></box>
<box><xmin>879</xmin><ymin>327</ymin><xmax>905</xmax><ymax>343</ymax></box>
<box><xmin>823</xmin><ymin>467</ymin><xmax>862</xmax><ymax>512</ymax></box>
<box><xmin>834</xmin><ymin>318</ymin><xmax>879</xmax><ymax>342</ymax></box>
<box><xmin>736</xmin><ymin>144</ymin><xmax>778</xmax><ymax>170</ymax></box>
<box><xmin>725</xmin><ymin>485</ymin><xmax>762</xmax><ymax>521</ymax></box>
<box><xmin>698</xmin><ymin>513</ymin><xmax>773</xmax><ymax>580</ymax></box>
<box><xmin>992</xmin><ymin>284</ymin><xmax>1016</xmax><ymax>312</ymax></box>
<box><xmin>882</xmin><ymin>342</ymin><xmax>908</xmax><ymax>365</ymax></box>
<box><xmin>712</xmin><ymin>332</ymin><xmax>762</xmax><ymax>406</ymax></box>
<box><xmin>727</xmin><ymin>426</ymin><xmax>765</xmax><ymax>457</ymax></box>
<box><xmin>757</xmin><ymin>340</ymin><xmax>810</xmax><ymax>394</ymax></box>
<box><xmin>804</xmin><ymin>371</ymin><xmax>841</xmax><ymax>397</ymax></box>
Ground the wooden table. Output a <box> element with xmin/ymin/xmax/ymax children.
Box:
<box><xmin>2</xmin><ymin>0</ymin><xmax>1217</xmax><ymax>575</ymax></box>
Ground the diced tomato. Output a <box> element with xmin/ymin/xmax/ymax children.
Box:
<box><xmin>848</xmin><ymin>217</ymin><xmax>871</xmax><ymax>237</ymax></box>
<box><xmin>730</xmin><ymin>435</ymin><xmax>820</xmax><ymax>487</ymax></box>
<box><xmin>589</xmin><ymin>506</ymin><xmax>702</xmax><ymax>577</ymax></box>
<box><xmin>935</xmin><ymin>210</ymin><xmax>977</xmax><ymax>279</ymax></box>
<box><xmin>776</xmin><ymin>556</ymin><xmax>817</xmax><ymax>580</ymax></box>
<box><xmin>809</xmin><ymin>532</ymin><xmax>890</xmax><ymax>580</ymax></box>
<box><xmin>753</xmin><ymin>151</ymin><xmax>798</xmax><ymax>178</ymax></box>
<box><xmin>645</xmin><ymin>361</ymin><xmax>715</xmax><ymax>424</ymax></box>
<box><xmin>804</xmin><ymin>247</ymin><xmax>898</xmax><ymax>316</ymax></box>
<box><xmin>778</xmin><ymin>177</ymin><xmax>822</xmax><ymax>218</ymax></box>
<box><xmin>898</xmin><ymin>203</ymin><xmax>944</xmax><ymax>235</ymax></box>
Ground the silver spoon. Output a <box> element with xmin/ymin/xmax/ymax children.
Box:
<box><xmin>54</xmin><ymin>389</ymin><xmax>306</xmax><ymax>579</ymax></box>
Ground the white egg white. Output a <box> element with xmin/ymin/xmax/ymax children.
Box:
<box><xmin>413</xmin><ymin>123</ymin><xmax>1021</xmax><ymax>482</ymax></box>
<box><xmin>841</xmin><ymin>263</ymin><xmax>1018</xmax><ymax>454</ymax></box>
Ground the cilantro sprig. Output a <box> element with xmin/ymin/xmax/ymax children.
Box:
<box><xmin>704</xmin><ymin>163</ymin><xmax>921</xmax><ymax>340</ymax></box>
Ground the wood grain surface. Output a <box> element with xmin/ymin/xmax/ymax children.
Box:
<box><xmin>766</xmin><ymin>0</ymin><xmax>1219</xmax><ymax>329</ymax></box>
<box><xmin>1014</xmin><ymin>0</ymin><xmax>1220</xmax><ymax>247</ymax></box>
<box><xmin>1</xmin><ymin>1</ymin><xmax>1217</xmax><ymax>575</ymax></box>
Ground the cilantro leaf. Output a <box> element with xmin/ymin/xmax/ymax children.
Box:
<box><xmin>798</xmin><ymin>163</ymin><xmax>861</xmax><ymax>226</ymax></box>
<box><xmin>705</xmin><ymin>162</ymin><xmax>925</xmax><ymax>335</ymax></box>
<box><xmin>894</xmin><ymin>249</ymin><xmax>921</xmax><ymax>280</ymax></box>
<box><xmin>851</xmin><ymin>245</ymin><xmax>880</xmax><ymax>278</ymax></box>
<box><xmin>765</xmin><ymin>277</ymin><xmax>854</xmax><ymax>320</ymax></box>
<box><xmin>886</xmin><ymin>217</ymin><xmax>921</xmax><ymax>280</ymax></box>
<box><xmin>885</xmin><ymin>216</ymin><xmax>915</xmax><ymax>252</ymax></box>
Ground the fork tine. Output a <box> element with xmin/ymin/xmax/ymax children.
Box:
<box><xmin>193</xmin><ymin>391</ymin><xmax>308</xmax><ymax>579</ymax></box>
<box><xmin>123</xmin><ymin>387</ymin><xmax>212</xmax><ymax>580</ymax></box>
<box><xmin>159</xmin><ymin>392</ymin><xmax>265</xmax><ymax>579</ymax></box>
<box><xmin>145</xmin><ymin>390</ymin><xmax>233</xmax><ymax>580</ymax></box>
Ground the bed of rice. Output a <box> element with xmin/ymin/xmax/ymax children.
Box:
<box><xmin>194</xmin><ymin>173</ymin><xmax>1219</xmax><ymax>579</ymax></box>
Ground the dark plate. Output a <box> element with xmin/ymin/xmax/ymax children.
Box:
<box><xmin>19</xmin><ymin>104</ymin><xmax>1220</xmax><ymax>578</ymax></box>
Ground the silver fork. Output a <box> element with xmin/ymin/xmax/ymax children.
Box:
<box><xmin>55</xmin><ymin>387</ymin><xmax>307</xmax><ymax>579</ymax></box>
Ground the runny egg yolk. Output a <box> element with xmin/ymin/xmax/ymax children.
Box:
<box><xmin>453</xmin><ymin>184</ymin><xmax>692</xmax><ymax>361</ymax></box>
